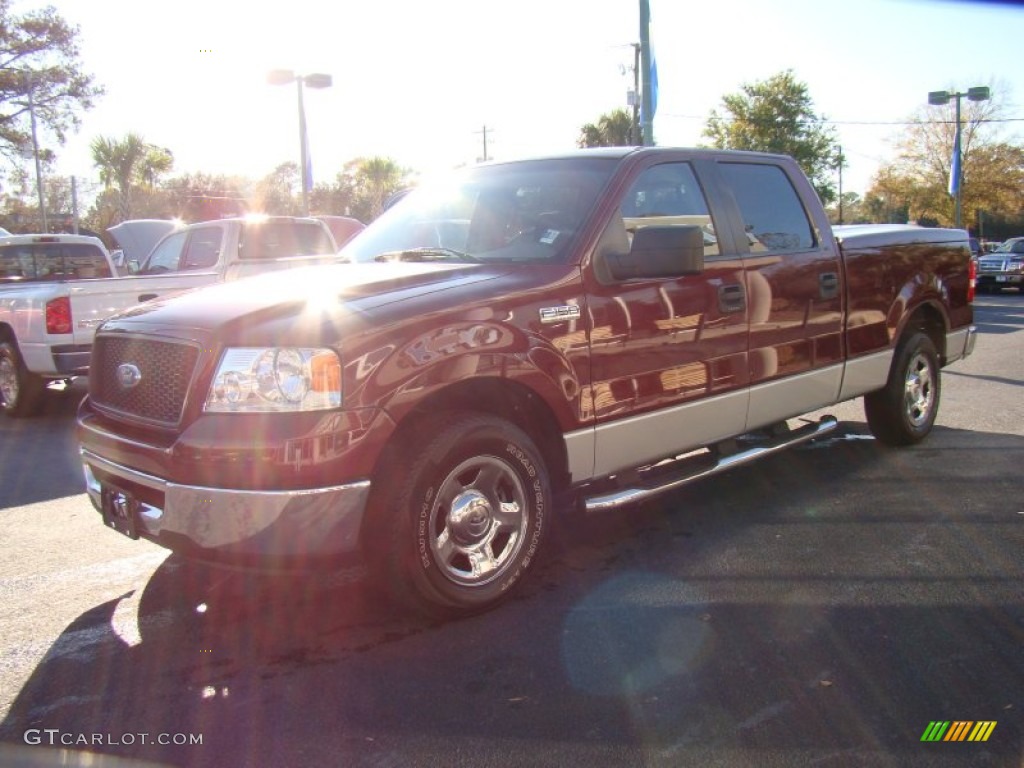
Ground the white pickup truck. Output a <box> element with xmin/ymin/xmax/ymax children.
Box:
<box><xmin>0</xmin><ymin>216</ymin><xmax>339</xmax><ymax>417</ymax></box>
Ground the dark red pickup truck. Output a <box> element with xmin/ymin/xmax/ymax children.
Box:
<box><xmin>77</xmin><ymin>147</ymin><xmax>975</xmax><ymax>616</ymax></box>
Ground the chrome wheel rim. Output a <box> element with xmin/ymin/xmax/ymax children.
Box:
<box><xmin>903</xmin><ymin>351</ymin><xmax>935</xmax><ymax>427</ymax></box>
<box><xmin>428</xmin><ymin>455</ymin><xmax>528</xmax><ymax>587</ymax></box>
<box><xmin>0</xmin><ymin>355</ymin><xmax>17</xmax><ymax>407</ymax></box>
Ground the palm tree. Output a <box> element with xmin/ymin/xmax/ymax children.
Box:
<box><xmin>358</xmin><ymin>156</ymin><xmax>406</xmax><ymax>220</ymax></box>
<box><xmin>91</xmin><ymin>133</ymin><xmax>173</xmax><ymax>221</ymax></box>
<box><xmin>577</xmin><ymin>109</ymin><xmax>635</xmax><ymax>148</ymax></box>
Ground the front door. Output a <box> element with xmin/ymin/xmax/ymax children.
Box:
<box><xmin>582</xmin><ymin>159</ymin><xmax>750</xmax><ymax>479</ymax></box>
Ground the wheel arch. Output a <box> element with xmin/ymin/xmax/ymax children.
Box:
<box><xmin>897</xmin><ymin>300</ymin><xmax>948</xmax><ymax>363</ymax></box>
<box><xmin>380</xmin><ymin>376</ymin><xmax>572</xmax><ymax>498</ymax></box>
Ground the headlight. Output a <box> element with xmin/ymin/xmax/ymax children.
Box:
<box><xmin>205</xmin><ymin>347</ymin><xmax>341</xmax><ymax>412</ymax></box>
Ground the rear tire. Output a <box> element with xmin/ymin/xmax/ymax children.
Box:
<box><xmin>864</xmin><ymin>332</ymin><xmax>940</xmax><ymax>446</ymax></box>
<box><xmin>0</xmin><ymin>341</ymin><xmax>45</xmax><ymax>418</ymax></box>
<box><xmin>366</xmin><ymin>412</ymin><xmax>550</xmax><ymax>618</ymax></box>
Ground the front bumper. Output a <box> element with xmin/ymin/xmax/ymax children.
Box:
<box><xmin>976</xmin><ymin>272</ymin><xmax>1023</xmax><ymax>286</ymax></box>
<box><xmin>81</xmin><ymin>448</ymin><xmax>371</xmax><ymax>563</ymax></box>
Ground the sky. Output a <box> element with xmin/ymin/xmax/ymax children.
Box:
<box><xmin>12</xmin><ymin>0</ymin><xmax>1024</xmax><ymax>206</ymax></box>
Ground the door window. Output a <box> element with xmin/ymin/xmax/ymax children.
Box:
<box><xmin>718</xmin><ymin>163</ymin><xmax>815</xmax><ymax>253</ymax></box>
<box><xmin>142</xmin><ymin>231</ymin><xmax>187</xmax><ymax>273</ymax></box>
<box><xmin>619</xmin><ymin>162</ymin><xmax>720</xmax><ymax>257</ymax></box>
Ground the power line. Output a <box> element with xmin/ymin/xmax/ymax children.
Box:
<box><xmin>663</xmin><ymin>113</ymin><xmax>1024</xmax><ymax>127</ymax></box>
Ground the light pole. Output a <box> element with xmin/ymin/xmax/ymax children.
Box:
<box><xmin>927</xmin><ymin>86</ymin><xmax>990</xmax><ymax>230</ymax></box>
<box><xmin>267</xmin><ymin>69</ymin><xmax>333</xmax><ymax>216</ymax></box>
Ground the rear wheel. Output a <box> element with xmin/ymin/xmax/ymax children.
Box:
<box><xmin>864</xmin><ymin>331</ymin><xmax>940</xmax><ymax>446</ymax></box>
<box><xmin>0</xmin><ymin>342</ymin><xmax>45</xmax><ymax>417</ymax></box>
<box><xmin>367</xmin><ymin>412</ymin><xmax>550</xmax><ymax>617</ymax></box>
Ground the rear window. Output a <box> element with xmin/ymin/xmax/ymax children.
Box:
<box><xmin>237</xmin><ymin>221</ymin><xmax>335</xmax><ymax>261</ymax></box>
<box><xmin>0</xmin><ymin>242</ymin><xmax>113</xmax><ymax>282</ymax></box>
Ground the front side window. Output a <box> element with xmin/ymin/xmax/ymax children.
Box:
<box><xmin>718</xmin><ymin>163</ymin><xmax>815</xmax><ymax>253</ymax></box>
<box><xmin>342</xmin><ymin>158</ymin><xmax>617</xmax><ymax>264</ymax></box>
<box><xmin>142</xmin><ymin>231</ymin><xmax>187</xmax><ymax>273</ymax></box>
<box><xmin>618</xmin><ymin>162</ymin><xmax>720</xmax><ymax>257</ymax></box>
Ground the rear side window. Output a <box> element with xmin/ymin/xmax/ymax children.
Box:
<box><xmin>0</xmin><ymin>242</ymin><xmax>113</xmax><ymax>281</ymax></box>
<box><xmin>718</xmin><ymin>163</ymin><xmax>815</xmax><ymax>253</ymax></box>
<box><xmin>238</xmin><ymin>221</ymin><xmax>335</xmax><ymax>260</ymax></box>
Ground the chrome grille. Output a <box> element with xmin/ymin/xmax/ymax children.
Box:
<box><xmin>91</xmin><ymin>336</ymin><xmax>200</xmax><ymax>426</ymax></box>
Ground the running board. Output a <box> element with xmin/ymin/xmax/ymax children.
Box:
<box><xmin>583</xmin><ymin>415</ymin><xmax>839</xmax><ymax>513</ymax></box>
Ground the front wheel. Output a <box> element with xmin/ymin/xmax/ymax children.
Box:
<box><xmin>864</xmin><ymin>331</ymin><xmax>941</xmax><ymax>446</ymax></box>
<box><xmin>0</xmin><ymin>342</ymin><xmax>45</xmax><ymax>418</ymax></box>
<box><xmin>367</xmin><ymin>413</ymin><xmax>551</xmax><ymax>617</ymax></box>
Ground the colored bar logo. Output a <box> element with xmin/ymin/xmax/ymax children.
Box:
<box><xmin>921</xmin><ymin>721</ymin><xmax>997</xmax><ymax>742</ymax></box>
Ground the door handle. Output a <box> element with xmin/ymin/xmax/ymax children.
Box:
<box><xmin>718</xmin><ymin>283</ymin><xmax>746</xmax><ymax>314</ymax></box>
<box><xmin>819</xmin><ymin>272</ymin><xmax>839</xmax><ymax>300</ymax></box>
<box><xmin>138</xmin><ymin>294</ymin><xmax>158</xmax><ymax>302</ymax></box>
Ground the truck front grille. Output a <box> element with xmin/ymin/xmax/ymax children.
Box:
<box><xmin>91</xmin><ymin>335</ymin><xmax>201</xmax><ymax>426</ymax></box>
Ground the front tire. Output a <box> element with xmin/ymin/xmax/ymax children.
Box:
<box><xmin>864</xmin><ymin>331</ymin><xmax>941</xmax><ymax>446</ymax></box>
<box><xmin>368</xmin><ymin>413</ymin><xmax>550</xmax><ymax>617</ymax></box>
<box><xmin>0</xmin><ymin>341</ymin><xmax>45</xmax><ymax>418</ymax></box>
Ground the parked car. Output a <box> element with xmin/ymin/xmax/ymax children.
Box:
<box><xmin>0</xmin><ymin>217</ymin><xmax>339</xmax><ymax>417</ymax></box>
<box><xmin>976</xmin><ymin>236</ymin><xmax>1024</xmax><ymax>293</ymax></box>
<box><xmin>314</xmin><ymin>215</ymin><xmax>365</xmax><ymax>248</ymax></box>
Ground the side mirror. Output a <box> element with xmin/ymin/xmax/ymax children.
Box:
<box><xmin>127</xmin><ymin>259</ymin><xmax>141</xmax><ymax>274</ymax></box>
<box><xmin>607</xmin><ymin>225</ymin><xmax>705</xmax><ymax>280</ymax></box>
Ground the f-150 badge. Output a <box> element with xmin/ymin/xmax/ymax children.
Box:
<box><xmin>539</xmin><ymin>305</ymin><xmax>581</xmax><ymax>324</ymax></box>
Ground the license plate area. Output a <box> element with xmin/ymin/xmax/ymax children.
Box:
<box><xmin>996</xmin><ymin>275</ymin><xmax>1007</xmax><ymax>282</ymax></box>
<box><xmin>101</xmin><ymin>485</ymin><xmax>140</xmax><ymax>539</ymax></box>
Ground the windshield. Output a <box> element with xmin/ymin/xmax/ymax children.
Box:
<box><xmin>993</xmin><ymin>239</ymin><xmax>1024</xmax><ymax>254</ymax></box>
<box><xmin>341</xmin><ymin>158</ymin><xmax>617</xmax><ymax>264</ymax></box>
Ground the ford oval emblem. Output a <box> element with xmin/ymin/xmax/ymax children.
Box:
<box><xmin>116</xmin><ymin>363</ymin><xmax>142</xmax><ymax>390</ymax></box>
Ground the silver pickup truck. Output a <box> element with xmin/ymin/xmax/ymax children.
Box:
<box><xmin>0</xmin><ymin>216</ymin><xmax>339</xmax><ymax>416</ymax></box>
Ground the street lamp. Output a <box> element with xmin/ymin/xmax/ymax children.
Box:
<box><xmin>267</xmin><ymin>69</ymin><xmax>333</xmax><ymax>216</ymax></box>
<box><xmin>927</xmin><ymin>86</ymin><xmax>990</xmax><ymax>230</ymax></box>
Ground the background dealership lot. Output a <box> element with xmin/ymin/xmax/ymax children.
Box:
<box><xmin>0</xmin><ymin>295</ymin><xmax>1021</xmax><ymax>767</ymax></box>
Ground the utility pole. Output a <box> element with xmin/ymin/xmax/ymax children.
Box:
<box><xmin>24</xmin><ymin>72</ymin><xmax>47</xmax><ymax>232</ymax></box>
<box><xmin>71</xmin><ymin>176</ymin><xmax>80</xmax><ymax>234</ymax></box>
<box><xmin>837</xmin><ymin>145</ymin><xmax>844</xmax><ymax>225</ymax></box>
<box><xmin>631</xmin><ymin>43</ymin><xmax>641</xmax><ymax>145</ymax></box>
<box><xmin>475</xmin><ymin>125</ymin><xmax>494</xmax><ymax>162</ymax></box>
<box><xmin>639</xmin><ymin>0</ymin><xmax>654</xmax><ymax>146</ymax></box>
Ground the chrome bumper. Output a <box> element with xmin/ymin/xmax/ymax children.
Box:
<box><xmin>81</xmin><ymin>448</ymin><xmax>370</xmax><ymax>559</ymax></box>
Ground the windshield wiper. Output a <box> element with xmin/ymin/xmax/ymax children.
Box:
<box><xmin>375</xmin><ymin>247</ymin><xmax>480</xmax><ymax>264</ymax></box>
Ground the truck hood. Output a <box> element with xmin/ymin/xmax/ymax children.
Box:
<box><xmin>101</xmin><ymin>261</ymin><xmax>503</xmax><ymax>332</ymax></box>
<box><xmin>107</xmin><ymin>219</ymin><xmax>180</xmax><ymax>262</ymax></box>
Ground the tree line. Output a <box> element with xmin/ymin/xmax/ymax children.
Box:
<box><xmin>578</xmin><ymin>70</ymin><xmax>1024</xmax><ymax>240</ymax></box>
<box><xmin>1</xmin><ymin>0</ymin><xmax>1022</xmax><ymax>242</ymax></box>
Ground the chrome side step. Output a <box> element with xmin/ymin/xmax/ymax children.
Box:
<box><xmin>583</xmin><ymin>415</ymin><xmax>839</xmax><ymax>513</ymax></box>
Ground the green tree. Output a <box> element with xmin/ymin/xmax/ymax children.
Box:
<box><xmin>702</xmin><ymin>70</ymin><xmax>840</xmax><ymax>204</ymax></box>
<box><xmin>252</xmin><ymin>161</ymin><xmax>301</xmax><ymax>215</ymax></box>
<box><xmin>90</xmin><ymin>133</ymin><xmax>173</xmax><ymax>222</ymax></box>
<box><xmin>339</xmin><ymin>156</ymin><xmax>410</xmax><ymax>221</ymax></box>
<box><xmin>0</xmin><ymin>1</ymin><xmax>103</xmax><ymax>168</ymax></box>
<box><xmin>577</xmin><ymin>108</ymin><xmax>635</xmax><ymax>148</ymax></box>
<box><xmin>866</xmin><ymin>87</ymin><xmax>1024</xmax><ymax>230</ymax></box>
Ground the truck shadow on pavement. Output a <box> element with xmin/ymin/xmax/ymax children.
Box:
<box><xmin>1</xmin><ymin>422</ymin><xmax>1022</xmax><ymax>767</ymax></box>
<box><xmin>0</xmin><ymin>379</ymin><xmax>89</xmax><ymax>509</ymax></box>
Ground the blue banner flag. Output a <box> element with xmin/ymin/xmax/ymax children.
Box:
<box><xmin>948</xmin><ymin>130</ymin><xmax>960</xmax><ymax>198</ymax></box>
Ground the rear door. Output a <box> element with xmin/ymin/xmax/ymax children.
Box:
<box><xmin>711</xmin><ymin>159</ymin><xmax>845</xmax><ymax>430</ymax></box>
